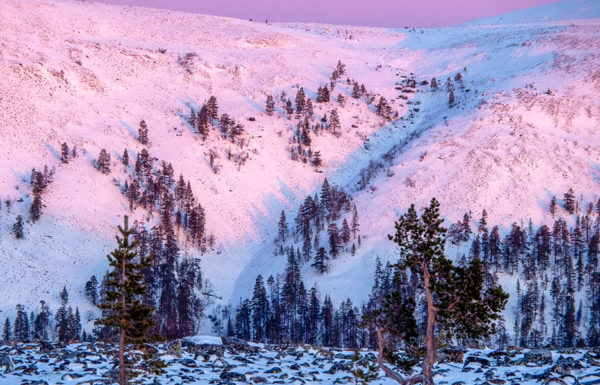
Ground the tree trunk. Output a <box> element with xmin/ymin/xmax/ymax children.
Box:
<box><xmin>119</xmin><ymin>216</ymin><xmax>128</xmax><ymax>385</ymax></box>
<box><xmin>119</xmin><ymin>326</ymin><xmax>125</xmax><ymax>385</ymax></box>
<box><xmin>376</xmin><ymin>327</ymin><xmax>408</xmax><ymax>384</ymax></box>
<box><xmin>375</xmin><ymin>328</ymin><xmax>430</xmax><ymax>385</ymax></box>
<box><xmin>421</xmin><ymin>261</ymin><xmax>437</xmax><ymax>385</ymax></box>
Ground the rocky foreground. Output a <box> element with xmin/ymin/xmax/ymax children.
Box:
<box><xmin>2</xmin><ymin>337</ymin><xmax>600</xmax><ymax>384</ymax></box>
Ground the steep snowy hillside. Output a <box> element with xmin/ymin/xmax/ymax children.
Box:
<box><xmin>231</xmin><ymin>2</ymin><xmax>600</xmax><ymax>307</ymax></box>
<box><xmin>1</xmin><ymin>0</ymin><xmax>599</xmax><ymax>333</ymax></box>
<box><xmin>0</xmin><ymin>0</ymin><xmax>405</xmax><ymax>314</ymax></box>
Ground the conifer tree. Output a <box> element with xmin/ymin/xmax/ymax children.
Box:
<box><xmin>13</xmin><ymin>304</ymin><xmax>29</xmax><ymax>342</ymax></box>
<box><xmin>295</xmin><ymin>88</ymin><xmax>306</xmax><ymax>114</ymax></box>
<box><xmin>352</xmin><ymin>82</ymin><xmax>361</xmax><ymax>99</ymax></box>
<box><xmin>312</xmin><ymin>247</ymin><xmax>329</xmax><ymax>274</ymax></box>
<box><xmin>329</xmin><ymin>109</ymin><xmax>341</xmax><ymax>135</ymax></box>
<box><xmin>448</xmin><ymin>89</ymin><xmax>455</xmax><ymax>106</ymax></box>
<box><xmin>33</xmin><ymin>300</ymin><xmax>51</xmax><ymax>342</ymax></box>
<box><xmin>312</xmin><ymin>151</ymin><xmax>322</xmax><ymax>168</ymax></box>
<box><xmin>328</xmin><ymin>222</ymin><xmax>340</xmax><ymax>258</ymax></box>
<box><xmin>342</xmin><ymin>218</ymin><xmax>351</xmax><ymax>244</ymax></box>
<box><xmin>197</xmin><ymin>105</ymin><xmax>210</xmax><ymax>140</ymax></box>
<box><xmin>285</xmin><ymin>99</ymin><xmax>293</xmax><ymax>116</ymax></box>
<box><xmin>207</xmin><ymin>96</ymin><xmax>219</xmax><ymax>121</ymax></box>
<box><xmin>2</xmin><ymin>317</ymin><xmax>11</xmax><ymax>342</ymax></box>
<box><xmin>252</xmin><ymin>275</ymin><xmax>269</xmax><ymax>342</ymax></box>
<box><xmin>56</xmin><ymin>286</ymin><xmax>71</xmax><ymax>344</ymax></box>
<box><xmin>564</xmin><ymin>187</ymin><xmax>576</xmax><ymax>215</ymax></box>
<box><xmin>305</xmin><ymin>99</ymin><xmax>314</xmax><ymax>119</ymax></box>
<box><xmin>85</xmin><ymin>276</ymin><xmax>99</xmax><ymax>305</ymax></box>
<box><xmin>351</xmin><ymin>204</ymin><xmax>360</xmax><ymax>239</ymax></box>
<box><xmin>550</xmin><ymin>196</ymin><xmax>557</xmax><ymax>217</ymax></box>
<box><xmin>30</xmin><ymin>194</ymin><xmax>42</xmax><ymax>223</ymax></box>
<box><xmin>96</xmin><ymin>216</ymin><xmax>155</xmax><ymax>385</ymax></box>
<box><xmin>369</xmin><ymin>198</ymin><xmax>508</xmax><ymax>385</ymax></box>
<box><xmin>97</xmin><ymin>149</ymin><xmax>111</xmax><ymax>174</ymax></box>
<box><xmin>122</xmin><ymin>149</ymin><xmax>129</xmax><ymax>166</ymax></box>
<box><xmin>265</xmin><ymin>95</ymin><xmax>275</xmax><ymax>116</ymax></box>
<box><xmin>13</xmin><ymin>215</ymin><xmax>24</xmax><ymax>239</ymax></box>
<box><xmin>138</xmin><ymin>120</ymin><xmax>149</xmax><ymax>145</ymax></box>
<box><xmin>60</xmin><ymin>142</ymin><xmax>69</xmax><ymax>163</ymax></box>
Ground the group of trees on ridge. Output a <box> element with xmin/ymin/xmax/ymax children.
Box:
<box><xmin>264</xmin><ymin>60</ymin><xmax>399</xmax><ymax>167</ymax></box>
<box><xmin>275</xmin><ymin>178</ymin><xmax>361</xmax><ymax>273</ymax></box>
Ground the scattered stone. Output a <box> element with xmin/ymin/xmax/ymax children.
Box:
<box><xmin>0</xmin><ymin>352</ymin><xmax>14</xmax><ymax>373</ymax></box>
<box><xmin>167</xmin><ymin>340</ymin><xmax>183</xmax><ymax>357</ymax></box>
<box><xmin>220</xmin><ymin>370</ymin><xmax>247</xmax><ymax>382</ymax></box>
<box><xmin>325</xmin><ymin>360</ymin><xmax>351</xmax><ymax>374</ymax></box>
<box><xmin>176</xmin><ymin>358</ymin><xmax>198</xmax><ymax>368</ymax></box>
<box><xmin>438</xmin><ymin>348</ymin><xmax>466</xmax><ymax>364</ymax></box>
<box><xmin>523</xmin><ymin>350</ymin><xmax>553</xmax><ymax>366</ymax></box>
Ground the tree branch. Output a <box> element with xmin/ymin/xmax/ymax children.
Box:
<box><xmin>376</xmin><ymin>328</ymin><xmax>432</xmax><ymax>385</ymax></box>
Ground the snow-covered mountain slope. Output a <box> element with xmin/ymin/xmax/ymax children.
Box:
<box><xmin>464</xmin><ymin>0</ymin><xmax>600</xmax><ymax>25</ymax></box>
<box><xmin>1</xmin><ymin>0</ymin><xmax>599</xmax><ymax>322</ymax></box>
<box><xmin>230</xmin><ymin>2</ymin><xmax>600</xmax><ymax>305</ymax></box>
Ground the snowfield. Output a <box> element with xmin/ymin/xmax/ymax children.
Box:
<box><xmin>0</xmin><ymin>0</ymin><xmax>599</xmax><ymax>336</ymax></box>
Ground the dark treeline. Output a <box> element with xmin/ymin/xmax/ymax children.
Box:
<box><xmin>230</xmin><ymin>188</ymin><xmax>600</xmax><ymax>350</ymax></box>
<box><xmin>3</xmin><ymin>287</ymin><xmax>83</xmax><ymax>345</ymax></box>
<box><xmin>232</xmin><ymin>249</ymin><xmax>367</xmax><ymax>348</ymax></box>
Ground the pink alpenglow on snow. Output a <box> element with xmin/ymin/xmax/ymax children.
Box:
<box><xmin>97</xmin><ymin>0</ymin><xmax>562</xmax><ymax>27</ymax></box>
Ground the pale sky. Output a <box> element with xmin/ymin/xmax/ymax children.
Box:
<box><xmin>96</xmin><ymin>0</ymin><xmax>563</xmax><ymax>27</ymax></box>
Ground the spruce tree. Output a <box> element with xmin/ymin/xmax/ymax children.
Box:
<box><xmin>564</xmin><ymin>187</ymin><xmax>575</xmax><ymax>214</ymax></box>
<box><xmin>328</xmin><ymin>222</ymin><xmax>340</xmax><ymax>258</ymax></box>
<box><xmin>368</xmin><ymin>198</ymin><xmax>508</xmax><ymax>385</ymax></box>
<box><xmin>138</xmin><ymin>120</ymin><xmax>149</xmax><ymax>145</ymax></box>
<box><xmin>85</xmin><ymin>276</ymin><xmax>99</xmax><ymax>305</ymax></box>
<box><xmin>351</xmin><ymin>204</ymin><xmax>360</xmax><ymax>239</ymax></box>
<box><xmin>312</xmin><ymin>247</ymin><xmax>329</xmax><ymax>274</ymax></box>
<box><xmin>30</xmin><ymin>194</ymin><xmax>42</xmax><ymax>222</ymax></box>
<box><xmin>96</xmin><ymin>216</ymin><xmax>155</xmax><ymax>385</ymax></box>
<box><xmin>251</xmin><ymin>275</ymin><xmax>269</xmax><ymax>342</ymax></box>
<box><xmin>207</xmin><ymin>96</ymin><xmax>219</xmax><ymax>121</ymax></box>
<box><xmin>341</xmin><ymin>219</ymin><xmax>351</xmax><ymax>244</ymax></box>
<box><xmin>352</xmin><ymin>82</ymin><xmax>361</xmax><ymax>98</ymax></box>
<box><xmin>329</xmin><ymin>109</ymin><xmax>341</xmax><ymax>135</ymax></box>
<box><xmin>13</xmin><ymin>304</ymin><xmax>29</xmax><ymax>342</ymax></box>
<box><xmin>60</xmin><ymin>142</ymin><xmax>69</xmax><ymax>163</ymax></box>
<box><xmin>122</xmin><ymin>149</ymin><xmax>129</xmax><ymax>166</ymax></box>
<box><xmin>97</xmin><ymin>149</ymin><xmax>111</xmax><ymax>174</ymax></box>
<box><xmin>56</xmin><ymin>287</ymin><xmax>71</xmax><ymax>344</ymax></box>
<box><xmin>33</xmin><ymin>300</ymin><xmax>51</xmax><ymax>342</ymax></box>
<box><xmin>265</xmin><ymin>95</ymin><xmax>275</xmax><ymax>116</ymax></box>
<box><xmin>2</xmin><ymin>317</ymin><xmax>10</xmax><ymax>342</ymax></box>
<box><xmin>13</xmin><ymin>215</ymin><xmax>24</xmax><ymax>239</ymax></box>
<box><xmin>295</xmin><ymin>88</ymin><xmax>306</xmax><ymax>114</ymax></box>
<box><xmin>312</xmin><ymin>151</ymin><xmax>322</xmax><ymax>168</ymax></box>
